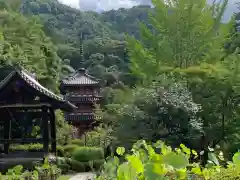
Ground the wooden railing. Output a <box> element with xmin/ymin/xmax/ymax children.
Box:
<box><xmin>66</xmin><ymin>95</ymin><xmax>101</xmax><ymax>102</ymax></box>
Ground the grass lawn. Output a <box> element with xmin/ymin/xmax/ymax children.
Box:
<box><xmin>58</xmin><ymin>175</ymin><xmax>72</xmax><ymax>180</ymax></box>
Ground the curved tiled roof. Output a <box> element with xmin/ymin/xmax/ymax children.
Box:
<box><xmin>61</xmin><ymin>68</ymin><xmax>99</xmax><ymax>86</ymax></box>
<box><xmin>0</xmin><ymin>67</ymin><xmax>76</xmax><ymax>111</ymax></box>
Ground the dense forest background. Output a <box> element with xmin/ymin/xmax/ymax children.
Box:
<box><xmin>20</xmin><ymin>0</ymin><xmax>154</xmax><ymax>87</ymax></box>
<box><xmin>0</xmin><ymin>0</ymin><xmax>240</xmax><ymax>162</ymax></box>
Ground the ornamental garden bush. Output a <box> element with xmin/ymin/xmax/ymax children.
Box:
<box><xmin>62</xmin><ymin>144</ymin><xmax>80</xmax><ymax>157</ymax></box>
<box><xmin>9</xmin><ymin>144</ymin><xmax>65</xmax><ymax>157</ymax></box>
<box><xmin>96</xmin><ymin>140</ymin><xmax>240</xmax><ymax>180</ymax></box>
<box><xmin>10</xmin><ymin>143</ymin><xmax>43</xmax><ymax>152</ymax></box>
<box><xmin>72</xmin><ymin>147</ymin><xmax>104</xmax><ymax>162</ymax></box>
<box><xmin>70</xmin><ymin>139</ymin><xmax>85</xmax><ymax>146</ymax></box>
<box><xmin>56</xmin><ymin>157</ymin><xmax>86</xmax><ymax>173</ymax></box>
<box><xmin>71</xmin><ymin>146</ymin><xmax>105</xmax><ymax>172</ymax></box>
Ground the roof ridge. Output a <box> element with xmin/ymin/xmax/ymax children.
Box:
<box><xmin>61</xmin><ymin>70</ymin><xmax>78</xmax><ymax>81</ymax></box>
<box><xmin>84</xmin><ymin>72</ymin><xmax>100</xmax><ymax>81</ymax></box>
<box><xmin>0</xmin><ymin>71</ymin><xmax>16</xmax><ymax>89</ymax></box>
<box><xmin>61</xmin><ymin>69</ymin><xmax>99</xmax><ymax>85</ymax></box>
<box><xmin>0</xmin><ymin>67</ymin><xmax>76</xmax><ymax>111</ymax></box>
<box><xmin>20</xmin><ymin>70</ymin><xmax>64</xmax><ymax>100</ymax></box>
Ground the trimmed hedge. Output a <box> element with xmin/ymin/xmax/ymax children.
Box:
<box><xmin>79</xmin><ymin>159</ymin><xmax>105</xmax><ymax>172</ymax></box>
<box><xmin>9</xmin><ymin>144</ymin><xmax>65</xmax><ymax>157</ymax></box>
<box><xmin>72</xmin><ymin>147</ymin><xmax>104</xmax><ymax>162</ymax></box>
<box><xmin>70</xmin><ymin>159</ymin><xmax>86</xmax><ymax>172</ymax></box>
<box><xmin>10</xmin><ymin>143</ymin><xmax>43</xmax><ymax>152</ymax></box>
<box><xmin>63</xmin><ymin>144</ymin><xmax>80</xmax><ymax>157</ymax></box>
<box><xmin>70</xmin><ymin>139</ymin><xmax>85</xmax><ymax>146</ymax></box>
<box><xmin>91</xmin><ymin>159</ymin><xmax>105</xmax><ymax>171</ymax></box>
<box><xmin>56</xmin><ymin>157</ymin><xmax>104</xmax><ymax>173</ymax></box>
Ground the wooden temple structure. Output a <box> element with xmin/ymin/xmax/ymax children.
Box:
<box><xmin>0</xmin><ymin>67</ymin><xmax>76</xmax><ymax>158</ymax></box>
<box><xmin>60</xmin><ymin>68</ymin><xmax>101</xmax><ymax>136</ymax></box>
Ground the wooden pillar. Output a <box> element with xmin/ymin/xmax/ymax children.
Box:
<box><xmin>49</xmin><ymin>108</ymin><xmax>56</xmax><ymax>154</ymax></box>
<box><xmin>3</xmin><ymin>117</ymin><xmax>11</xmax><ymax>154</ymax></box>
<box><xmin>42</xmin><ymin>106</ymin><xmax>49</xmax><ymax>156</ymax></box>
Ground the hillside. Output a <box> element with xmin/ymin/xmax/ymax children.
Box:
<box><xmin>21</xmin><ymin>0</ymin><xmax>152</xmax><ymax>42</ymax></box>
<box><xmin>20</xmin><ymin>0</ymin><xmax>153</xmax><ymax>87</ymax></box>
<box><xmin>21</xmin><ymin>0</ymin><xmax>116</xmax><ymax>44</ymax></box>
<box><xmin>20</xmin><ymin>0</ymin><xmax>239</xmax><ymax>81</ymax></box>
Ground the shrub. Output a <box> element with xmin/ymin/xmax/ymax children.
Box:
<box><xmin>56</xmin><ymin>110</ymin><xmax>73</xmax><ymax>145</ymax></box>
<box><xmin>210</xmin><ymin>167</ymin><xmax>240</xmax><ymax>180</ymax></box>
<box><xmin>56</xmin><ymin>145</ymin><xmax>65</xmax><ymax>157</ymax></box>
<box><xmin>10</xmin><ymin>143</ymin><xmax>43</xmax><ymax>152</ymax></box>
<box><xmin>81</xmin><ymin>159</ymin><xmax>105</xmax><ymax>172</ymax></box>
<box><xmin>71</xmin><ymin>139</ymin><xmax>85</xmax><ymax>146</ymax></box>
<box><xmin>56</xmin><ymin>157</ymin><xmax>85</xmax><ymax>173</ymax></box>
<box><xmin>56</xmin><ymin>157</ymin><xmax>71</xmax><ymax>174</ymax></box>
<box><xmin>69</xmin><ymin>159</ymin><xmax>85</xmax><ymax>172</ymax></box>
<box><xmin>83</xmin><ymin>126</ymin><xmax>114</xmax><ymax>147</ymax></box>
<box><xmin>82</xmin><ymin>162</ymin><xmax>92</xmax><ymax>172</ymax></box>
<box><xmin>63</xmin><ymin>144</ymin><xmax>80</xmax><ymax>157</ymax></box>
<box><xmin>72</xmin><ymin>147</ymin><xmax>104</xmax><ymax>162</ymax></box>
<box><xmin>10</xmin><ymin>144</ymin><xmax>66</xmax><ymax>157</ymax></box>
<box><xmin>57</xmin><ymin>163</ymin><xmax>70</xmax><ymax>174</ymax></box>
<box><xmin>93</xmin><ymin>159</ymin><xmax>105</xmax><ymax>171</ymax></box>
<box><xmin>1</xmin><ymin>158</ymin><xmax>61</xmax><ymax>180</ymax></box>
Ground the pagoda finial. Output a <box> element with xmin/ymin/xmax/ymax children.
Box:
<box><xmin>79</xmin><ymin>31</ymin><xmax>84</xmax><ymax>66</ymax></box>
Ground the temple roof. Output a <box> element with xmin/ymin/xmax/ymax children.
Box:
<box><xmin>61</xmin><ymin>68</ymin><xmax>99</xmax><ymax>86</ymax></box>
<box><xmin>0</xmin><ymin>68</ymin><xmax>76</xmax><ymax>111</ymax></box>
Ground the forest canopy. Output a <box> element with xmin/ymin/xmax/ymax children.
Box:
<box><xmin>0</xmin><ymin>0</ymin><xmax>239</xmax><ymax>167</ymax></box>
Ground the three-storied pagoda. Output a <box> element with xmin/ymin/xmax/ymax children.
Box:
<box><xmin>60</xmin><ymin>68</ymin><xmax>101</xmax><ymax>136</ymax></box>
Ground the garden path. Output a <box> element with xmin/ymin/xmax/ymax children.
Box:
<box><xmin>69</xmin><ymin>172</ymin><xmax>95</xmax><ymax>180</ymax></box>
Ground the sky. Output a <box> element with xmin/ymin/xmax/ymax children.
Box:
<box><xmin>58</xmin><ymin>0</ymin><xmax>238</xmax><ymax>21</ymax></box>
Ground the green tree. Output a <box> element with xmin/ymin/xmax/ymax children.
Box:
<box><xmin>0</xmin><ymin>8</ymin><xmax>63</xmax><ymax>90</ymax></box>
<box><xmin>128</xmin><ymin>0</ymin><xmax>231</xmax><ymax>83</ymax></box>
<box><xmin>126</xmin><ymin>0</ymin><xmax>240</xmax><ymax>162</ymax></box>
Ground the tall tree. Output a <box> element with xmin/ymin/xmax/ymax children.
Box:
<box><xmin>0</xmin><ymin>4</ymin><xmax>62</xmax><ymax>90</ymax></box>
<box><xmin>126</xmin><ymin>0</ymin><xmax>240</xmax><ymax>161</ymax></box>
<box><xmin>128</xmin><ymin>0</ymin><xmax>232</xmax><ymax>83</ymax></box>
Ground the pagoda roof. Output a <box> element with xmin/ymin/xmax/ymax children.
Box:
<box><xmin>61</xmin><ymin>68</ymin><xmax>99</xmax><ymax>86</ymax></box>
<box><xmin>0</xmin><ymin>67</ymin><xmax>76</xmax><ymax>111</ymax></box>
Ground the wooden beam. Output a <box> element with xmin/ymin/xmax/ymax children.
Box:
<box><xmin>0</xmin><ymin>103</ymin><xmax>52</xmax><ymax>109</ymax></box>
<box><xmin>49</xmin><ymin>108</ymin><xmax>56</xmax><ymax>154</ymax></box>
<box><xmin>3</xmin><ymin>117</ymin><xmax>11</xmax><ymax>154</ymax></box>
<box><xmin>42</xmin><ymin>106</ymin><xmax>49</xmax><ymax>156</ymax></box>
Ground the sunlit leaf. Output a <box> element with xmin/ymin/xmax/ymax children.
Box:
<box><xmin>126</xmin><ymin>155</ymin><xmax>144</xmax><ymax>173</ymax></box>
<box><xmin>163</xmin><ymin>152</ymin><xmax>189</xmax><ymax>169</ymax></box>
<box><xmin>233</xmin><ymin>152</ymin><xmax>240</xmax><ymax>168</ymax></box>
<box><xmin>116</xmin><ymin>147</ymin><xmax>125</xmax><ymax>156</ymax></box>
<box><xmin>180</xmin><ymin>144</ymin><xmax>191</xmax><ymax>155</ymax></box>
<box><xmin>208</xmin><ymin>152</ymin><xmax>219</xmax><ymax>165</ymax></box>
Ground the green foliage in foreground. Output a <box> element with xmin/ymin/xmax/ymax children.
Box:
<box><xmin>97</xmin><ymin>140</ymin><xmax>240</xmax><ymax>180</ymax></box>
<box><xmin>0</xmin><ymin>159</ymin><xmax>61</xmax><ymax>180</ymax></box>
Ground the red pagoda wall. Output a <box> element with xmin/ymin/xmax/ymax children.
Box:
<box><xmin>64</xmin><ymin>85</ymin><xmax>100</xmax><ymax>137</ymax></box>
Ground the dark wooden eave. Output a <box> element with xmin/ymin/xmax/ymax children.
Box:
<box><xmin>0</xmin><ymin>68</ymin><xmax>76</xmax><ymax>112</ymax></box>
